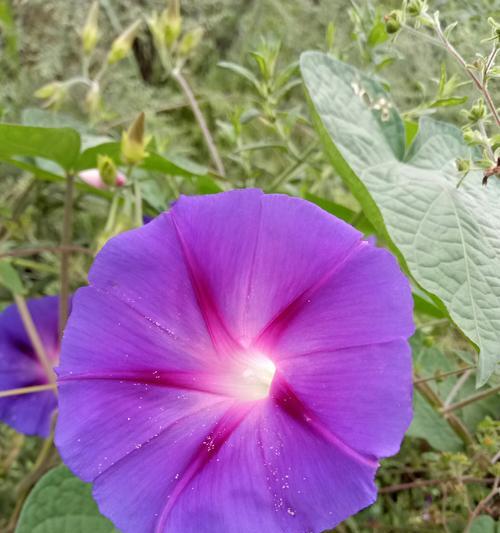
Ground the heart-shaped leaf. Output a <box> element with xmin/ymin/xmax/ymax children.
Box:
<box><xmin>16</xmin><ymin>466</ymin><xmax>117</xmax><ymax>533</ymax></box>
<box><xmin>301</xmin><ymin>51</ymin><xmax>500</xmax><ymax>385</ymax></box>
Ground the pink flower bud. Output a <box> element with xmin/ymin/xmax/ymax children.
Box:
<box><xmin>78</xmin><ymin>168</ymin><xmax>127</xmax><ymax>189</ymax></box>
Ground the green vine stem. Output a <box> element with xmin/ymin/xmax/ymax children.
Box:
<box><xmin>13</xmin><ymin>295</ymin><xmax>56</xmax><ymax>386</ymax></box>
<box><xmin>0</xmin><ymin>384</ymin><xmax>57</xmax><ymax>399</ymax></box>
<box><xmin>442</xmin><ymin>384</ymin><xmax>500</xmax><ymax>415</ymax></box>
<box><xmin>58</xmin><ymin>173</ymin><xmax>75</xmax><ymax>341</ymax></box>
<box><xmin>401</xmin><ymin>17</ymin><xmax>499</xmax><ymax>128</ymax></box>
<box><xmin>415</xmin><ymin>379</ymin><xmax>474</xmax><ymax>447</ymax></box>
<box><xmin>172</xmin><ymin>67</ymin><xmax>226</xmax><ymax>177</ymax></box>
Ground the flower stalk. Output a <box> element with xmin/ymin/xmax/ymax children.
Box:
<box><xmin>13</xmin><ymin>295</ymin><xmax>55</xmax><ymax>387</ymax></box>
<box><xmin>59</xmin><ymin>173</ymin><xmax>75</xmax><ymax>340</ymax></box>
<box><xmin>172</xmin><ymin>67</ymin><xmax>226</xmax><ymax>176</ymax></box>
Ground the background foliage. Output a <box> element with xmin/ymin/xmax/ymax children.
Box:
<box><xmin>0</xmin><ymin>0</ymin><xmax>499</xmax><ymax>531</ymax></box>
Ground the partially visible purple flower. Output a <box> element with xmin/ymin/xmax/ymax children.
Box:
<box><xmin>0</xmin><ymin>296</ymin><xmax>61</xmax><ymax>437</ymax></box>
<box><xmin>56</xmin><ymin>189</ymin><xmax>414</xmax><ymax>533</ymax></box>
<box><xmin>79</xmin><ymin>168</ymin><xmax>127</xmax><ymax>190</ymax></box>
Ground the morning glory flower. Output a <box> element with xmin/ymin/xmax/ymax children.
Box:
<box><xmin>56</xmin><ymin>189</ymin><xmax>414</xmax><ymax>533</ymax></box>
<box><xmin>0</xmin><ymin>296</ymin><xmax>60</xmax><ymax>437</ymax></box>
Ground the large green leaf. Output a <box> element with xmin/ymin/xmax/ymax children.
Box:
<box><xmin>301</xmin><ymin>51</ymin><xmax>500</xmax><ymax>385</ymax></box>
<box><xmin>77</xmin><ymin>141</ymin><xmax>211</xmax><ymax>179</ymax></box>
<box><xmin>16</xmin><ymin>466</ymin><xmax>117</xmax><ymax>533</ymax></box>
<box><xmin>0</xmin><ymin>123</ymin><xmax>81</xmax><ymax>172</ymax></box>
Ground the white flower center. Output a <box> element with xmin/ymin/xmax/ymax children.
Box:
<box><xmin>240</xmin><ymin>353</ymin><xmax>276</xmax><ymax>401</ymax></box>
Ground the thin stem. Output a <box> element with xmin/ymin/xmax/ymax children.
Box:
<box><xmin>0</xmin><ymin>383</ymin><xmax>57</xmax><ymax>399</ymax></box>
<box><xmin>415</xmin><ymin>380</ymin><xmax>474</xmax><ymax>446</ymax></box>
<box><xmin>129</xmin><ymin>165</ymin><xmax>143</xmax><ymax>227</ymax></box>
<box><xmin>417</xmin><ymin>318</ymin><xmax>450</xmax><ymax>329</ymax></box>
<box><xmin>172</xmin><ymin>68</ymin><xmax>226</xmax><ymax>177</ymax></box>
<box><xmin>433</xmin><ymin>18</ymin><xmax>500</xmax><ymax>127</ymax></box>
<box><xmin>478</xmin><ymin>120</ymin><xmax>495</xmax><ymax>161</ymax></box>
<box><xmin>413</xmin><ymin>365</ymin><xmax>475</xmax><ymax>384</ymax></box>
<box><xmin>0</xmin><ymin>245</ymin><xmax>91</xmax><ymax>259</ymax></box>
<box><xmin>13</xmin><ymin>295</ymin><xmax>55</xmax><ymax>387</ymax></box>
<box><xmin>444</xmin><ymin>368</ymin><xmax>473</xmax><ymax>407</ymax></box>
<box><xmin>59</xmin><ymin>174</ymin><xmax>75</xmax><ymax>340</ymax></box>
<box><xmin>94</xmin><ymin>61</ymin><xmax>108</xmax><ymax>83</ymax></box>
<box><xmin>104</xmin><ymin>193</ymin><xmax>121</xmax><ymax>233</ymax></box>
<box><xmin>401</xmin><ymin>22</ymin><xmax>443</xmax><ymax>48</ymax></box>
<box><xmin>401</xmin><ymin>19</ymin><xmax>499</xmax><ymax>127</ymax></box>
<box><xmin>464</xmin><ymin>477</ymin><xmax>500</xmax><ymax>533</ymax></box>
<box><xmin>269</xmin><ymin>143</ymin><xmax>317</xmax><ymax>191</ymax></box>
<box><xmin>442</xmin><ymin>384</ymin><xmax>500</xmax><ymax>414</ymax></box>
<box><xmin>380</xmin><ymin>476</ymin><xmax>495</xmax><ymax>494</ymax></box>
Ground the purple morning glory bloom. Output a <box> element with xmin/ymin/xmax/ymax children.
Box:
<box><xmin>0</xmin><ymin>296</ymin><xmax>60</xmax><ymax>437</ymax></box>
<box><xmin>56</xmin><ymin>189</ymin><xmax>414</xmax><ymax>533</ymax></box>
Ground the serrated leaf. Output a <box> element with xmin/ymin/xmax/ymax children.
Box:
<box><xmin>301</xmin><ymin>51</ymin><xmax>500</xmax><ymax>385</ymax></box>
<box><xmin>16</xmin><ymin>466</ymin><xmax>118</xmax><ymax>533</ymax></box>
<box><xmin>0</xmin><ymin>123</ymin><xmax>81</xmax><ymax>171</ymax></box>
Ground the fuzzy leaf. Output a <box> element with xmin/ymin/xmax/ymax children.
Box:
<box><xmin>301</xmin><ymin>51</ymin><xmax>500</xmax><ymax>385</ymax></box>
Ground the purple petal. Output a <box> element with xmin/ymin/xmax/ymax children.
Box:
<box><xmin>255</xmin><ymin>244</ymin><xmax>414</xmax><ymax>356</ymax></box>
<box><xmin>165</xmin><ymin>398</ymin><xmax>378</xmax><ymax>533</ymax></box>
<box><xmin>170</xmin><ymin>190</ymin><xmax>361</xmax><ymax>346</ymax></box>
<box><xmin>278</xmin><ymin>340</ymin><xmax>413</xmax><ymax>458</ymax></box>
<box><xmin>57</xmin><ymin>379</ymin><xmax>231</xmax><ymax>483</ymax></box>
<box><xmin>86</xmin><ymin>214</ymin><xmax>220</xmax><ymax>363</ymax></box>
<box><xmin>0</xmin><ymin>296</ymin><xmax>60</xmax><ymax>436</ymax></box>
<box><xmin>91</xmin><ymin>400</ymin><xmax>237</xmax><ymax>533</ymax></box>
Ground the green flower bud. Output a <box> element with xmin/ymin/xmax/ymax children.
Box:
<box><xmin>467</xmin><ymin>98</ymin><xmax>486</xmax><ymax>123</ymax></box>
<box><xmin>81</xmin><ymin>0</ymin><xmax>100</xmax><ymax>55</ymax></box>
<box><xmin>108</xmin><ymin>20</ymin><xmax>142</xmax><ymax>64</ymax></box>
<box><xmin>462</xmin><ymin>128</ymin><xmax>482</xmax><ymax>145</ymax></box>
<box><xmin>407</xmin><ymin>0</ymin><xmax>427</xmax><ymax>17</ymax></box>
<box><xmin>85</xmin><ymin>82</ymin><xmax>101</xmax><ymax>115</ymax></box>
<box><xmin>121</xmin><ymin>112</ymin><xmax>149</xmax><ymax>165</ymax></box>
<box><xmin>455</xmin><ymin>158</ymin><xmax>470</xmax><ymax>173</ymax></box>
<box><xmin>384</xmin><ymin>11</ymin><xmax>401</xmax><ymax>34</ymax></box>
<box><xmin>97</xmin><ymin>155</ymin><xmax>118</xmax><ymax>187</ymax></box>
<box><xmin>147</xmin><ymin>11</ymin><xmax>166</xmax><ymax>48</ymax></box>
<box><xmin>326</xmin><ymin>22</ymin><xmax>335</xmax><ymax>50</ymax></box>
<box><xmin>487</xmin><ymin>17</ymin><xmax>500</xmax><ymax>43</ymax></box>
<box><xmin>34</xmin><ymin>81</ymin><xmax>66</xmax><ymax>108</ymax></box>
<box><xmin>178</xmin><ymin>27</ymin><xmax>203</xmax><ymax>57</ymax></box>
<box><xmin>165</xmin><ymin>0</ymin><xmax>182</xmax><ymax>48</ymax></box>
